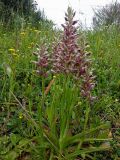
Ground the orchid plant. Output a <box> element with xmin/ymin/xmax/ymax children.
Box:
<box><xmin>32</xmin><ymin>7</ymin><xmax>111</xmax><ymax>160</ymax></box>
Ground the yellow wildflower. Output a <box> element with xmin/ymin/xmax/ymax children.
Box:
<box><xmin>34</xmin><ymin>29</ymin><xmax>40</xmax><ymax>33</ymax></box>
<box><xmin>8</xmin><ymin>48</ymin><xmax>19</xmax><ymax>58</ymax></box>
<box><xmin>19</xmin><ymin>113</ymin><xmax>23</xmax><ymax>119</ymax></box>
<box><xmin>20</xmin><ymin>32</ymin><xmax>26</xmax><ymax>36</ymax></box>
<box><xmin>78</xmin><ymin>101</ymin><xmax>82</xmax><ymax>105</ymax></box>
<box><xmin>8</xmin><ymin>48</ymin><xmax>15</xmax><ymax>52</ymax></box>
<box><xmin>53</xmin><ymin>75</ymin><xmax>56</xmax><ymax>79</ymax></box>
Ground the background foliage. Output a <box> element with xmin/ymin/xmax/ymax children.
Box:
<box><xmin>0</xmin><ymin>0</ymin><xmax>53</xmax><ymax>29</ymax></box>
<box><xmin>93</xmin><ymin>1</ymin><xmax>120</xmax><ymax>28</ymax></box>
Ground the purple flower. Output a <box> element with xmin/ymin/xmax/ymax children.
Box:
<box><xmin>51</xmin><ymin>7</ymin><xmax>96</xmax><ymax>101</ymax></box>
<box><xmin>32</xmin><ymin>44</ymin><xmax>50</xmax><ymax>78</ymax></box>
<box><xmin>32</xmin><ymin>7</ymin><xmax>96</xmax><ymax>102</ymax></box>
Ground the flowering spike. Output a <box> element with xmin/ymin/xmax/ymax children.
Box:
<box><xmin>33</xmin><ymin>7</ymin><xmax>96</xmax><ymax>102</ymax></box>
<box><xmin>51</xmin><ymin>7</ymin><xmax>96</xmax><ymax>101</ymax></box>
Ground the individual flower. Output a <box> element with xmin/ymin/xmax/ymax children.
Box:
<box><xmin>20</xmin><ymin>32</ymin><xmax>26</xmax><ymax>36</ymax></box>
<box><xmin>8</xmin><ymin>48</ymin><xmax>19</xmax><ymax>58</ymax></box>
<box><xmin>8</xmin><ymin>48</ymin><xmax>15</xmax><ymax>52</ymax></box>
<box><xmin>19</xmin><ymin>113</ymin><xmax>23</xmax><ymax>119</ymax></box>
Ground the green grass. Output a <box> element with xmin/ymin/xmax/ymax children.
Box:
<box><xmin>0</xmin><ymin>23</ymin><xmax>120</xmax><ymax>160</ymax></box>
<box><xmin>87</xmin><ymin>26</ymin><xmax>120</xmax><ymax>121</ymax></box>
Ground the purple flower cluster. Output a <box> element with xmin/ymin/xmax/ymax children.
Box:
<box><xmin>32</xmin><ymin>44</ymin><xmax>50</xmax><ymax>78</ymax></box>
<box><xmin>52</xmin><ymin>7</ymin><xmax>78</xmax><ymax>74</ymax></box>
<box><xmin>33</xmin><ymin>7</ymin><xmax>96</xmax><ymax>101</ymax></box>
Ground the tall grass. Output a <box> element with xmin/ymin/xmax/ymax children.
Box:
<box><xmin>87</xmin><ymin>25</ymin><xmax>120</xmax><ymax>122</ymax></box>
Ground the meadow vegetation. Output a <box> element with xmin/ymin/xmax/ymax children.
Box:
<box><xmin>0</xmin><ymin>4</ymin><xmax>120</xmax><ymax>160</ymax></box>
